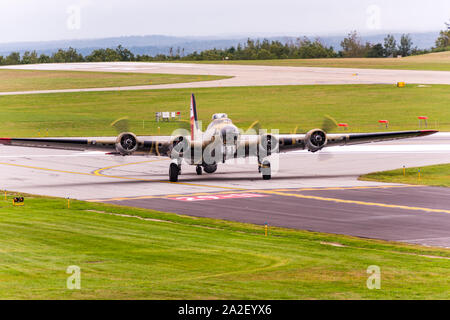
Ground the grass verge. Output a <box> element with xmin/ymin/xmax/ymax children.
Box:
<box><xmin>0</xmin><ymin>84</ymin><xmax>448</xmax><ymax>137</ymax></box>
<box><xmin>0</xmin><ymin>69</ymin><xmax>228</xmax><ymax>92</ymax></box>
<box><xmin>360</xmin><ymin>163</ymin><xmax>450</xmax><ymax>187</ymax></box>
<box><xmin>0</xmin><ymin>192</ymin><xmax>449</xmax><ymax>299</ymax></box>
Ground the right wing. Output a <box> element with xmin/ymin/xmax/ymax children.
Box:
<box><xmin>239</xmin><ymin>129</ymin><xmax>438</xmax><ymax>155</ymax></box>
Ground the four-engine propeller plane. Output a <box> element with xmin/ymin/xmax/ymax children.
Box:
<box><xmin>0</xmin><ymin>94</ymin><xmax>438</xmax><ymax>182</ymax></box>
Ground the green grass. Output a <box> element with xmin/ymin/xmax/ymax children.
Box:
<box><xmin>0</xmin><ymin>69</ymin><xmax>228</xmax><ymax>92</ymax></box>
<box><xmin>360</xmin><ymin>163</ymin><xmax>450</xmax><ymax>187</ymax></box>
<box><xmin>0</xmin><ymin>193</ymin><xmax>449</xmax><ymax>299</ymax></box>
<box><xmin>183</xmin><ymin>51</ymin><xmax>450</xmax><ymax>71</ymax></box>
<box><xmin>0</xmin><ymin>84</ymin><xmax>448</xmax><ymax>137</ymax></box>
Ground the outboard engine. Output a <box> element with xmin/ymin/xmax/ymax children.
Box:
<box><xmin>115</xmin><ymin>132</ymin><xmax>138</xmax><ymax>155</ymax></box>
<box><xmin>305</xmin><ymin>129</ymin><xmax>327</xmax><ymax>152</ymax></box>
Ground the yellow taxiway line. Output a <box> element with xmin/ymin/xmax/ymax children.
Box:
<box><xmin>2</xmin><ymin>160</ymin><xmax>446</xmax><ymax>215</ymax></box>
<box><xmin>257</xmin><ymin>190</ymin><xmax>450</xmax><ymax>215</ymax></box>
<box><xmin>0</xmin><ymin>158</ymin><xmax>246</xmax><ymax>191</ymax></box>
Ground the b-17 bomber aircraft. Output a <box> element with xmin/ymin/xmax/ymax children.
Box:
<box><xmin>0</xmin><ymin>94</ymin><xmax>438</xmax><ymax>182</ymax></box>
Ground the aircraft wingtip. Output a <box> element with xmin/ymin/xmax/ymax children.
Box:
<box><xmin>418</xmin><ymin>130</ymin><xmax>439</xmax><ymax>136</ymax></box>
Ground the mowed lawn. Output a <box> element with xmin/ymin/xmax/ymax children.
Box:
<box><xmin>189</xmin><ymin>51</ymin><xmax>450</xmax><ymax>71</ymax></box>
<box><xmin>0</xmin><ymin>194</ymin><xmax>448</xmax><ymax>299</ymax></box>
<box><xmin>0</xmin><ymin>69</ymin><xmax>227</xmax><ymax>92</ymax></box>
<box><xmin>0</xmin><ymin>84</ymin><xmax>448</xmax><ymax>137</ymax></box>
<box><xmin>361</xmin><ymin>163</ymin><xmax>450</xmax><ymax>188</ymax></box>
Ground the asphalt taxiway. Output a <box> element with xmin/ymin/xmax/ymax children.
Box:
<box><xmin>103</xmin><ymin>185</ymin><xmax>450</xmax><ymax>248</ymax></box>
<box><xmin>0</xmin><ymin>133</ymin><xmax>449</xmax><ymax>247</ymax></box>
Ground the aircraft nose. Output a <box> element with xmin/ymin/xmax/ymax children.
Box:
<box><xmin>220</xmin><ymin>126</ymin><xmax>239</xmax><ymax>144</ymax></box>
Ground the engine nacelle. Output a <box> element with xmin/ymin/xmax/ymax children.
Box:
<box><xmin>305</xmin><ymin>129</ymin><xmax>327</xmax><ymax>152</ymax></box>
<box><xmin>258</xmin><ymin>134</ymin><xmax>279</xmax><ymax>157</ymax></box>
<box><xmin>115</xmin><ymin>132</ymin><xmax>138</xmax><ymax>155</ymax></box>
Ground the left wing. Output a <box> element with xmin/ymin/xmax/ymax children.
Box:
<box><xmin>0</xmin><ymin>136</ymin><xmax>174</xmax><ymax>157</ymax></box>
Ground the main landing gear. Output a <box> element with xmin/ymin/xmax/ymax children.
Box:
<box><xmin>169</xmin><ymin>160</ymin><xmax>182</xmax><ymax>182</ymax></box>
<box><xmin>258</xmin><ymin>159</ymin><xmax>271</xmax><ymax>180</ymax></box>
<box><xmin>197</xmin><ymin>163</ymin><xmax>218</xmax><ymax>175</ymax></box>
<box><xmin>169</xmin><ymin>161</ymin><xmax>218</xmax><ymax>182</ymax></box>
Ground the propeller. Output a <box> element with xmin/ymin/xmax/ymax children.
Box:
<box><xmin>110</xmin><ymin>117</ymin><xmax>130</xmax><ymax>134</ymax></box>
<box><xmin>318</xmin><ymin>115</ymin><xmax>338</xmax><ymax>161</ymax></box>
<box><xmin>111</xmin><ymin>116</ymin><xmax>192</xmax><ymax>136</ymax></box>
<box><xmin>108</xmin><ymin>117</ymin><xmax>132</xmax><ymax>162</ymax></box>
<box><xmin>246</xmin><ymin>120</ymin><xmax>263</xmax><ymax>135</ymax></box>
<box><xmin>321</xmin><ymin>114</ymin><xmax>338</xmax><ymax>133</ymax></box>
<box><xmin>289</xmin><ymin>115</ymin><xmax>338</xmax><ymax>161</ymax></box>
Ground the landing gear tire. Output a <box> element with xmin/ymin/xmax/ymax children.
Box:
<box><xmin>203</xmin><ymin>163</ymin><xmax>217</xmax><ymax>174</ymax></box>
<box><xmin>260</xmin><ymin>160</ymin><xmax>271</xmax><ymax>180</ymax></box>
<box><xmin>196</xmin><ymin>165</ymin><xmax>203</xmax><ymax>175</ymax></box>
<box><xmin>169</xmin><ymin>163</ymin><xmax>180</xmax><ymax>182</ymax></box>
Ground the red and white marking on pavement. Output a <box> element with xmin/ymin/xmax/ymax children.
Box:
<box><xmin>170</xmin><ymin>193</ymin><xmax>268</xmax><ymax>201</ymax></box>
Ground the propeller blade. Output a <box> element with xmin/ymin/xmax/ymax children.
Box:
<box><xmin>110</xmin><ymin>117</ymin><xmax>130</xmax><ymax>134</ymax></box>
<box><xmin>246</xmin><ymin>120</ymin><xmax>262</xmax><ymax>134</ymax></box>
<box><xmin>176</xmin><ymin>119</ymin><xmax>192</xmax><ymax>131</ymax></box>
<box><xmin>321</xmin><ymin>114</ymin><xmax>338</xmax><ymax>133</ymax></box>
<box><xmin>292</xmin><ymin>125</ymin><xmax>308</xmax><ymax>134</ymax></box>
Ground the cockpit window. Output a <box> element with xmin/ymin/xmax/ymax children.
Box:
<box><xmin>212</xmin><ymin>113</ymin><xmax>228</xmax><ymax>120</ymax></box>
<box><xmin>206</xmin><ymin>117</ymin><xmax>232</xmax><ymax>130</ymax></box>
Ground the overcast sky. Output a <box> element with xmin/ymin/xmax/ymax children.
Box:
<box><xmin>0</xmin><ymin>0</ymin><xmax>449</xmax><ymax>43</ymax></box>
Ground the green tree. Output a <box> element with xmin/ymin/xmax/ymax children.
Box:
<box><xmin>5</xmin><ymin>52</ymin><xmax>21</xmax><ymax>65</ymax></box>
<box><xmin>366</xmin><ymin>43</ymin><xmax>384</xmax><ymax>57</ymax></box>
<box><xmin>115</xmin><ymin>45</ymin><xmax>135</xmax><ymax>61</ymax></box>
<box><xmin>435</xmin><ymin>20</ymin><xmax>450</xmax><ymax>49</ymax></box>
<box><xmin>256</xmin><ymin>48</ymin><xmax>274</xmax><ymax>60</ymax></box>
<box><xmin>340</xmin><ymin>31</ymin><xmax>368</xmax><ymax>57</ymax></box>
<box><xmin>51</xmin><ymin>48</ymin><xmax>84</xmax><ymax>63</ymax></box>
<box><xmin>21</xmin><ymin>51</ymin><xmax>39</xmax><ymax>64</ymax></box>
<box><xmin>38</xmin><ymin>54</ymin><xmax>51</xmax><ymax>64</ymax></box>
<box><xmin>398</xmin><ymin>34</ymin><xmax>413</xmax><ymax>57</ymax></box>
<box><xmin>383</xmin><ymin>34</ymin><xmax>397</xmax><ymax>57</ymax></box>
<box><xmin>86</xmin><ymin>48</ymin><xmax>121</xmax><ymax>62</ymax></box>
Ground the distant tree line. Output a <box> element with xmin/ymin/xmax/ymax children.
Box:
<box><xmin>0</xmin><ymin>21</ymin><xmax>448</xmax><ymax>66</ymax></box>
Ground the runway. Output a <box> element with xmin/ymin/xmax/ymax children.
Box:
<box><xmin>1</xmin><ymin>61</ymin><xmax>450</xmax><ymax>95</ymax></box>
<box><xmin>0</xmin><ymin>133</ymin><xmax>449</xmax><ymax>247</ymax></box>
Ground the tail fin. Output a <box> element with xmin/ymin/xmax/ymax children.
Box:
<box><xmin>190</xmin><ymin>93</ymin><xmax>200</xmax><ymax>140</ymax></box>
